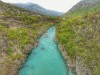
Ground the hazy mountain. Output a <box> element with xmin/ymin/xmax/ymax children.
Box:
<box><xmin>13</xmin><ymin>2</ymin><xmax>64</xmax><ymax>16</ymax></box>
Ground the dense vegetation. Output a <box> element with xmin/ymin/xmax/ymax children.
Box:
<box><xmin>57</xmin><ymin>0</ymin><xmax>100</xmax><ymax>75</ymax></box>
<box><xmin>0</xmin><ymin>1</ymin><xmax>57</xmax><ymax>75</ymax></box>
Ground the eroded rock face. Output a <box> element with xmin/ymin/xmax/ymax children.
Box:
<box><xmin>57</xmin><ymin>43</ymin><xmax>92</xmax><ymax>75</ymax></box>
<box><xmin>0</xmin><ymin>38</ymin><xmax>7</xmax><ymax>53</ymax></box>
<box><xmin>76</xmin><ymin>56</ymin><xmax>91</xmax><ymax>75</ymax></box>
<box><xmin>57</xmin><ymin>43</ymin><xmax>76</xmax><ymax>75</ymax></box>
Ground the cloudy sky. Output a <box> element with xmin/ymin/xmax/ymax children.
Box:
<box><xmin>1</xmin><ymin>0</ymin><xmax>81</xmax><ymax>12</ymax></box>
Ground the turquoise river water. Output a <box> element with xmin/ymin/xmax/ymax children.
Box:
<box><xmin>19</xmin><ymin>26</ymin><xmax>75</xmax><ymax>75</ymax></box>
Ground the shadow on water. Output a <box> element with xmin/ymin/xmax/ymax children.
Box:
<box><xmin>19</xmin><ymin>26</ymin><xmax>76</xmax><ymax>75</ymax></box>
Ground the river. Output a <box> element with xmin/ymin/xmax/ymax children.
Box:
<box><xmin>19</xmin><ymin>26</ymin><xmax>75</xmax><ymax>75</ymax></box>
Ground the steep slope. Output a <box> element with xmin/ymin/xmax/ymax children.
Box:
<box><xmin>57</xmin><ymin>0</ymin><xmax>100</xmax><ymax>75</ymax></box>
<box><xmin>0</xmin><ymin>1</ymin><xmax>57</xmax><ymax>75</ymax></box>
<box><xmin>13</xmin><ymin>2</ymin><xmax>63</xmax><ymax>16</ymax></box>
<box><xmin>68</xmin><ymin>0</ymin><xmax>100</xmax><ymax>13</ymax></box>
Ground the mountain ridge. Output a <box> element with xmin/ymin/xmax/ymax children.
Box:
<box><xmin>12</xmin><ymin>2</ymin><xmax>64</xmax><ymax>16</ymax></box>
<box><xmin>63</xmin><ymin>0</ymin><xmax>100</xmax><ymax>16</ymax></box>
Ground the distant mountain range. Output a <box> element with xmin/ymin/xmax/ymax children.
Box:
<box><xmin>13</xmin><ymin>2</ymin><xmax>64</xmax><ymax>16</ymax></box>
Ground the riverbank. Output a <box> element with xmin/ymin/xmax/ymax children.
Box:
<box><xmin>56</xmin><ymin>42</ymin><xmax>91</xmax><ymax>75</ymax></box>
<box><xmin>56</xmin><ymin>0</ymin><xmax>100</xmax><ymax>74</ymax></box>
<box><xmin>0</xmin><ymin>22</ymin><xmax>53</xmax><ymax>75</ymax></box>
<box><xmin>17</xmin><ymin>25</ymin><xmax>54</xmax><ymax>75</ymax></box>
<box><xmin>55</xmin><ymin>26</ymin><xmax>92</xmax><ymax>75</ymax></box>
<box><xmin>55</xmin><ymin>37</ymin><xmax>76</xmax><ymax>73</ymax></box>
<box><xmin>19</xmin><ymin>26</ymin><xmax>68</xmax><ymax>75</ymax></box>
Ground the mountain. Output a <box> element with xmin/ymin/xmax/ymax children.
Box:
<box><xmin>13</xmin><ymin>2</ymin><xmax>63</xmax><ymax>16</ymax></box>
<box><xmin>70</xmin><ymin>0</ymin><xmax>100</xmax><ymax>10</ymax></box>
<box><xmin>57</xmin><ymin>0</ymin><xmax>100</xmax><ymax>75</ymax></box>
<box><xmin>62</xmin><ymin>0</ymin><xmax>100</xmax><ymax>17</ymax></box>
<box><xmin>0</xmin><ymin>1</ymin><xmax>57</xmax><ymax>75</ymax></box>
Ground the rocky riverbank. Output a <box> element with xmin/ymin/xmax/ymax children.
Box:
<box><xmin>55</xmin><ymin>37</ymin><xmax>91</xmax><ymax>75</ymax></box>
<box><xmin>0</xmin><ymin>25</ymin><xmax>52</xmax><ymax>75</ymax></box>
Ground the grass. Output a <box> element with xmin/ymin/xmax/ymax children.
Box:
<box><xmin>7</xmin><ymin>47</ymin><xmax>13</xmax><ymax>55</ymax></box>
<box><xmin>56</xmin><ymin>4</ymin><xmax>100</xmax><ymax>75</ymax></box>
<box><xmin>0</xmin><ymin>24</ymin><xmax>5</xmax><ymax>31</ymax></box>
<box><xmin>0</xmin><ymin>1</ymin><xmax>58</xmax><ymax>61</ymax></box>
<box><xmin>7</xmin><ymin>28</ymin><xmax>31</xmax><ymax>48</ymax></box>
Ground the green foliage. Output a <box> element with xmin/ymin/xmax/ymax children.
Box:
<box><xmin>0</xmin><ymin>24</ymin><xmax>5</xmax><ymax>31</ymax></box>
<box><xmin>9</xmin><ymin>53</ymin><xmax>22</xmax><ymax>61</ymax></box>
<box><xmin>57</xmin><ymin>3</ymin><xmax>100</xmax><ymax>75</ymax></box>
<box><xmin>7</xmin><ymin>47</ymin><xmax>13</xmax><ymax>55</ymax></box>
<box><xmin>7</xmin><ymin>28</ymin><xmax>30</xmax><ymax>48</ymax></box>
<box><xmin>0</xmin><ymin>0</ymin><xmax>57</xmax><ymax>65</ymax></box>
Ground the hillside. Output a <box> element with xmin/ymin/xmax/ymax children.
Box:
<box><xmin>0</xmin><ymin>1</ymin><xmax>57</xmax><ymax>75</ymax></box>
<box><xmin>12</xmin><ymin>2</ymin><xmax>63</xmax><ymax>16</ymax></box>
<box><xmin>57</xmin><ymin>0</ymin><xmax>100</xmax><ymax>75</ymax></box>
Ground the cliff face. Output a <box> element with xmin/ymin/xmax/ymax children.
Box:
<box><xmin>0</xmin><ymin>1</ymin><xmax>56</xmax><ymax>75</ymax></box>
<box><xmin>57</xmin><ymin>0</ymin><xmax>100</xmax><ymax>75</ymax></box>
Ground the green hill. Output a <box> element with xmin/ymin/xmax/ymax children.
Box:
<box><xmin>56</xmin><ymin>0</ymin><xmax>100</xmax><ymax>75</ymax></box>
<box><xmin>0</xmin><ymin>1</ymin><xmax>56</xmax><ymax>75</ymax></box>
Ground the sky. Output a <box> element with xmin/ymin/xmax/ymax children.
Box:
<box><xmin>1</xmin><ymin>0</ymin><xmax>81</xmax><ymax>12</ymax></box>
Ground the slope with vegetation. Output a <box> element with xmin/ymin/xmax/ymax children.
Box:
<box><xmin>56</xmin><ymin>0</ymin><xmax>100</xmax><ymax>75</ymax></box>
<box><xmin>0</xmin><ymin>1</ymin><xmax>57</xmax><ymax>75</ymax></box>
<box><xmin>13</xmin><ymin>2</ymin><xmax>63</xmax><ymax>16</ymax></box>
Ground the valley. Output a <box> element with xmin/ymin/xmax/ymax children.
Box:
<box><xmin>0</xmin><ymin>0</ymin><xmax>100</xmax><ymax>75</ymax></box>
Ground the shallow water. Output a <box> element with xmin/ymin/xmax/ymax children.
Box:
<box><xmin>19</xmin><ymin>26</ymin><xmax>75</xmax><ymax>75</ymax></box>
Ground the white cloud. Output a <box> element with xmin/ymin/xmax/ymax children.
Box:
<box><xmin>1</xmin><ymin>0</ymin><xmax>81</xmax><ymax>12</ymax></box>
